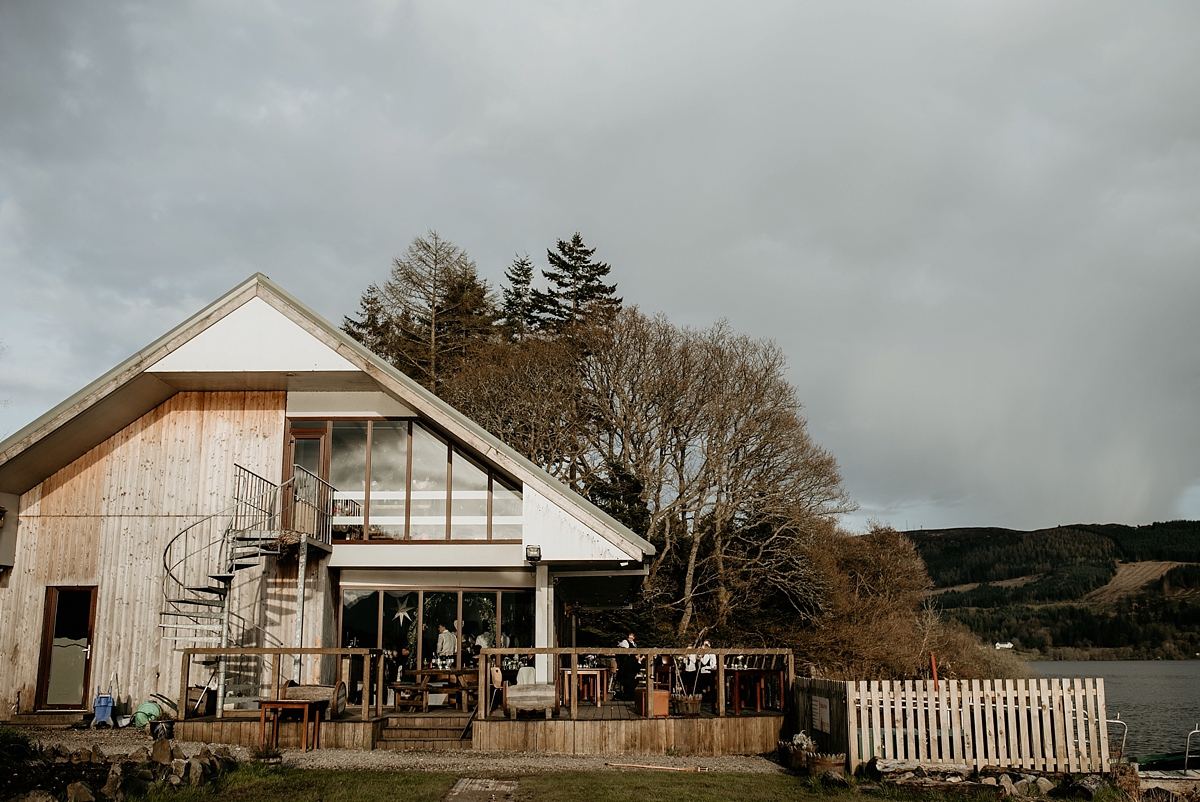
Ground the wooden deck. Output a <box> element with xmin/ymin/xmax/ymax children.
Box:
<box><xmin>175</xmin><ymin>702</ymin><xmax>783</xmax><ymax>756</ymax></box>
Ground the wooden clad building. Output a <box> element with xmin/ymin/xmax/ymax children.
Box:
<box><xmin>0</xmin><ymin>275</ymin><xmax>654</xmax><ymax>720</ymax></box>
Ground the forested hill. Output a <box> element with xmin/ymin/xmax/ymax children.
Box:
<box><xmin>909</xmin><ymin>521</ymin><xmax>1200</xmax><ymax>587</ymax></box>
<box><xmin>907</xmin><ymin>522</ymin><xmax>1200</xmax><ymax>660</ymax></box>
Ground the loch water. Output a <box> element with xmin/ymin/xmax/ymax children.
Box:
<box><xmin>1030</xmin><ymin>660</ymin><xmax>1200</xmax><ymax>757</ymax></box>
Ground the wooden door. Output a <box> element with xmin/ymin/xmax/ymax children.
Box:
<box><xmin>35</xmin><ymin>587</ymin><xmax>98</xmax><ymax>710</ymax></box>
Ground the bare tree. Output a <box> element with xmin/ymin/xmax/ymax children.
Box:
<box><xmin>344</xmin><ymin>231</ymin><xmax>495</xmax><ymax>391</ymax></box>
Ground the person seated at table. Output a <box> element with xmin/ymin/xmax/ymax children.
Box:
<box><xmin>436</xmin><ymin>623</ymin><xmax>458</xmax><ymax>660</ymax></box>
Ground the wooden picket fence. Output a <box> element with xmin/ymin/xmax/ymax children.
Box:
<box><xmin>847</xmin><ymin>678</ymin><xmax>1109</xmax><ymax>774</ymax></box>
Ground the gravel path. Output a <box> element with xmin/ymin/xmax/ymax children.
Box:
<box><xmin>285</xmin><ymin>748</ymin><xmax>786</xmax><ymax>775</ymax></box>
<box><xmin>12</xmin><ymin>725</ymin><xmax>785</xmax><ymax>776</ymax></box>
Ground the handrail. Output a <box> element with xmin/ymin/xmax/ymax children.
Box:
<box><xmin>1186</xmin><ymin>723</ymin><xmax>1200</xmax><ymax>770</ymax></box>
<box><xmin>178</xmin><ymin>647</ymin><xmax>385</xmax><ymax>723</ymax></box>
<box><xmin>1106</xmin><ymin>715</ymin><xmax>1128</xmax><ymax>769</ymax></box>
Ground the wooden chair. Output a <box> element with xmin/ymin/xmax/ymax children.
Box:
<box><xmin>489</xmin><ymin>666</ymin><xmax>507</xmax><ymax>715</ymax></box>
<box><xmin>453</xmin><ymin>672</ymin><xmax>479</xmax><ymax>711</ymax></box>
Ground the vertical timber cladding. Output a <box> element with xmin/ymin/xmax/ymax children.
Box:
<box><xmin>0</xmin><ymin>392</ymin><xmax>286</xmax><ymax>717</ymax></box>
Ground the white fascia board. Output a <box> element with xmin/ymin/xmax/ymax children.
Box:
<box><xmin>329</xmin><ymin>542</ymin><xmax>526</xmax><ymax>569</ymax></box>
<box><xmin>338</xmin><ymin>569</ymin><xmax>534</xmax><ymax>589</ymax></box>
<box><xmin>148</xmin><ymin>297</ymin><xmax>358</xmax><ymax>374</ymax></box>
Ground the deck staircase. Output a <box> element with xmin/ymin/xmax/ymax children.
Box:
<box><xmin>160</xmin><ymin>464</ymin><xmax>356</xmax><ymax>712</ymax></box>
<box><xmin>377</xmin><ymin>711</ymin><xmax>476</xmax><ymax>751</ymax></box>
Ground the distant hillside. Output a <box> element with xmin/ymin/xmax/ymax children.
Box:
<box><xmin>908</xmin><ymin>521</ymin><xmax>1200</xmax><ymax>660</ymax></box>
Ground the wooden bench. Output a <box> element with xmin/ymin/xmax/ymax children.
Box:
<box><xmin>504</xmin><ymin>684</ymin><xmax>557</xmax><ymax>719</ymax></box>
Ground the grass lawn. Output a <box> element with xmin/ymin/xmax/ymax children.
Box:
<box><xmin>137</xmin><ymin>765</ymin><xmax>1001</xmax><ymax>802</ymax></box>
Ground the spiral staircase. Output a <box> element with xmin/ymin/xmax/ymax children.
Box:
<box><xmin>160</xmin><ymin>464</ymin><xmax>355</xmax><ymax>713</ymax></box>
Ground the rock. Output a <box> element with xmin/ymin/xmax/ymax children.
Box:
<box><xmin>877</xmin><ymin>759</ymin><xmax>923</xmax><ymax>775</ymax></box>
<box><xmin>898</xmin><ymin>772</ymin><xmax>916</xmax><ymax>781</ymax></box>
<box><xmin>1036</xmin><ymin>777</ymin><xmax>1056</xmax><ymax>795</ymax></box>
<box><xmin>135</xmin><ymin>769</ymin><xmax>154</xmax><ymax>782</ymax></box>
<box><xmin>168</xmin><ymin>775</ymin><xmax>182</xmax><ymax>787</ymax></box>
<box><xmin>102</xmin><ymin>762</ymin><xmax>123</xmax><ymax>794</ymax></box>
<box><xmin>1014</xmin><ymin>779</ymin><xmax>1032</xmax><ymax>795</ymax></box>
<box><xmin>171</xmin><ymin>745</ymin><xmax>185</xmax><ymax>761</ymax></box>
<box><xmin>66</xmin><ymin>781</ymin><xmax>96</xmax><ymax>802</ymax></box>
<box><xmin>90</xmin><ymin>745</ymin><xmax>106</xmax><ymax>763</ymax></box>
<box><xmin>127</xmin><ymin>747</ymin><xmax>149</xmax><ymax>763</ymax></box>
<box><xmin>150</xmin><ymin>738</ymin><xmax>172</xmax><ymax>765</ymax></box>
<box><xmin>1071</xmin><ymin>775</ymin><xmax>1108</xmax><ymax>800</ymax></box>
<box><xmin>16</xmin><ymin>792</ymin><xmax>58</xmax><ymax>802</ymax></box>
<box><xmin>946</xmin><ymin>776</ymin><xmax>963</xmax><ymax>784</ymax></box>
<box><xmin>999</xmin><ymin>774</ymin><xmax>1017</xmax><ymax>796</ymax></box>
<box><xmin>72</xmin><ymin>747</ymin><xmax>92</xmax><ymax>763</ymax></box>
<box><xmin>982</xmin><ymin>777</ymin><xmax>999</xmax><ymax>786</ymax></box>
<box><xmin>213</xmin><ymin>746</ymin><xmax>231</xmax><ymax>759</ymax></box>
<box><xmin>186</xmin><ymin>759</ymin><xmax>205</xmax><ymax>786</ymax></box>
<box><xmin>171</xmin><ymin>759</ymin><xmax>187</xmax><ymax>777</ymax></box>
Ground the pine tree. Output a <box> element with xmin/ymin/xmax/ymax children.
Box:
<box><xmin>533</xmin><ymin>233</ymin><xmax>622</xmax><ymax>331</ymax></box>
<box><xmin>499</xmin><ymin>253</ymin><xmax>537</xmax><ymax>340</ymax></box>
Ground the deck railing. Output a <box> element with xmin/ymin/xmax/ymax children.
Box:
<box><xmin>178</xmin><ymin>647</ymin><xmax>384</xmax><ymax>721</ymax></box>
<box><xmin>477</xmin><ymin>647</ymin><xmax>794</xmax><ymax>721</ymax></box>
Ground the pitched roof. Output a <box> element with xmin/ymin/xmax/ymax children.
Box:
<box><xmin>0</xmin><ymin>274</ymin><xmax>653</xmax><ymax>559</ymax></box>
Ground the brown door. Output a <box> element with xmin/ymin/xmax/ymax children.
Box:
<box><xmin>35</xmin><ymin>587</ymin><xmax>98</xmax><ymax>710</ymax></box>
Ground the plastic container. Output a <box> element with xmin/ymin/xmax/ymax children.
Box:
<box><xmin>93</xmin><ymin>693</ymin><xmax>114</xmax><ymax>727</ymax></box>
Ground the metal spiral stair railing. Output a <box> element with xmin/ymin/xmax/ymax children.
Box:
<box><xmin>160</xmin><ymin>464</ymin><xmax>353</xmax><ymax>712</ymax></box>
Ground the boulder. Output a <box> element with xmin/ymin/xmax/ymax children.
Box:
<box><xmin>1036</xmin><ymin>777</ymin><xmax>1056</xmax><ymax>795</ymax></box>
<box><xmin>71</xmin><ymin>748</ymin><xmax>92</xmax><ymax>764</ymax></box>
<box><xmin>168</xmin><ymin>775</ymin><xmax>182</xmax><ymax>787</ymax></box>
<box><xmin>1070</xmin><ymin>775</ymin><xmax>1108</xmax><ymax>800</ymax></box>
<box><xmin>15</xmin><ymin>792</ymin><xmax>57</xmax><ymax>802</ymax></box>
<box><xmin>1015</xmin><ymin>779</ymin><xmax>1032</xmax><ymax>796</ymax></box>
<box><xmin>171</xmin><ymin>746</ymin><xmax>185</xmax><ymax>761</ymax></box>
<box><xmin>101</xmin><ymin>762</ymin><xmax>123</xmax><ymax>797</ymax></box>
<box><xmin>982</xmin><ymin>777</ymin><xmax>999</xmax><ymax>786</ymax></box>
<box><xmin>66</xmin><ymin>781</ymin><xmax>96</xmax><ymax>802</ymax></box>
<box><xmin>171</xmin><ymin>759</ymin><xmax>187</xmax><ymax>778</ymax></box>
<box><xmin>999</xmin><ymin>774</ymin><xmax>1017</xmax><ymax>796</ymax></box>
<box><xmin>186</xmin><ymin>759</ymin><xmax>205</xmax><ymax>786</ymax></box>
<box><xmin>89</xmin><ymin>746</ymin><xmax>106</xmax><ymax>764</ymax></box>
<box><xmin>150</xmin><ymin>738</ymin><xmax>172</xmax><ymax>765</ymax></box>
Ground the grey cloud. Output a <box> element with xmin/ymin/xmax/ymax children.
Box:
<box><xmin>1</xmin><ymin>1</ymin><xmax>1198</xmax><ymax>529</ymax></box>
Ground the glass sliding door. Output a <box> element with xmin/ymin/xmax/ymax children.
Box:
<box><xmin>422</xmin><ymin>591</ymin><xmax>459</xmax><ymax>667</ymax></box>
<box><xmin>461</xmin><ymin>592</ymin><xmax>497</xmax><ymax>666</ymax></box>
<box><xmin>382</xmin><ymin>591</ymin><xmax>418</xmax><ymax>684</ymax></box>
<box><xmin>500</xmin><ymin>591</ymin><xmax>535</xmax><ymax>649</ymax></box>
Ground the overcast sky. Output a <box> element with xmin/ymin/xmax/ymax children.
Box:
<box><xmin>2</xmin><ymin>1</ymin><xmax>1198</xmax><ymax>532</ymax></box>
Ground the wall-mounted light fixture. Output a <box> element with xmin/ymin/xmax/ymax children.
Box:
<box><xmin>525</xmin><ymin>545</ymin><xmax>542</xmax><ymax>563</ymax></box>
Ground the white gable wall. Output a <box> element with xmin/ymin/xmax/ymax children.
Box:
<box><xmin>522</xmin><ymin>486</ymin><xmax>637</xmax><ymax>562</ymax></box>
<box><xmin>149</xmin><ymin>297</ymin><xmax>359</xmax><ymax>373</ymax></box>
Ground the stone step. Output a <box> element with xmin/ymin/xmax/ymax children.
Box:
<box><xmin>9</xmin><ymin>711</ymin><xmax>87</xmax><ymax>727</ymax></box>
<box><xmin>376</xmin><ymin>737</ymin><xmax>471</xmax><ymax>751</ymax></box>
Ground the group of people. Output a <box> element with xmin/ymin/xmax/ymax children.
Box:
<box><xmin>613</xmin><ymin>633</ymin><xmax>718</xmax><ymax>702</ymax></box>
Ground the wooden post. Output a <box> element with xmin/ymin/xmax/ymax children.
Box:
<box><xmin>361</xmin><ymin>653</ymin><xmax>371</xmax><ymax>721</ymax></box>
<box><xmin>376</xmin><ymin>652</ymin><xmax>384</xmax><ymax>718</ymax></box>
<box><xmin>178</xmin><ymin>650</ymin><xmax>190</xmax><ymax>723</ymax></box>
<box><xmin>716</xmin><ymin>651</ymin><xmax>726</xmax><ymax>718</ymax></box>
<box><xmin>645</xmin><ymin>651</ymin><xmax>655</xmax><ymax>717</ymax></box>
<box><xmin>479</xmin><ymin>654</ymin><xmax>488</xmax><ymax>717</ymax></box>
<box><xmin>273</xmin><ymin>654</ymin><xmax>282</xmax><ymax>700</ymax></box>
<box><xmin>570</xmin><ymin>650</ymin><xmax>578</xmax><ymax>720</ymax></box>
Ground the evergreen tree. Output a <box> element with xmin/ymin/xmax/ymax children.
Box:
<box><xmin>533</xmin><ymin>233</ymin><xmax>622</xmax><ymax>330</ymax></box>
<box><xmin>499</xmin><ymin>253</ymin><xmax>537</xmax><ymax>340</ymax></box>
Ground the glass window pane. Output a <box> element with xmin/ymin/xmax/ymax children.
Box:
<box><xmin>422</xmin><ymin>591</ymin><xmax>459</xmax><ymax>668</ymax></box>
<box><xmin>500</xmin><ymin>590</ymin><xmax>534</xmax><ymax>649</ymax></box>
<box><xmin>409</xmin><ymin>424</ymin><xmax>448</xmax><ymax>540</ymax></box>
<box><xmin>461</xmin><ymin>592</ymin><xmax>497</xmax><ymax>668</ymax></box>
<box><xmin>368</xmin><ymin>421</ymin><xmax>408</xmax><ymax>540</ymax></box>
<box><xmin>330</xmin><ymin>421</ymin><xmax>367</xmax><ymax>539</ymax></box>
<box><xmin>492</xmin><ymin>475</ymin><xmax>523</xmax><ymax>541</ymax></box>
<box><xmin>340</xmin><ymin>590</ymin><xmax>378</xmax><ymax>649</ymax></box>
<box><xmin>382</xmin><ymin>591</ymin><xmax>418</xmax><ymax>686</ymax></box>
<box><xmin>293</xmin><ymin>438</ymin><xmax>322</xmax><ymax>475</ymax></box>
<box><xmin>451</xmin><ymin>450</ymin><xmax>489</xmax><ymax>540</ymax></box>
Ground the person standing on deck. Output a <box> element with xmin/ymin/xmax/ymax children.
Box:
<box><xmin>616</xmin><ymin>632</ymin><xmax>641</xmax><ymax>701</ymax></box>
<box><xmin>698</xmin><ymin>640</ymin><xmax>717</xmax><ymax>707</ymax></box>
